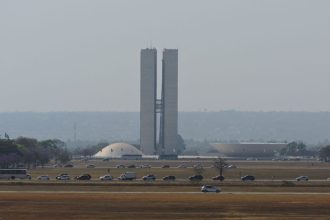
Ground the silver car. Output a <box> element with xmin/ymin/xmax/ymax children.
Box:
<box><xmin>99</xmin><ymin>175</ymin><xmax>113</xmax><ymax>181</ymax></box>
<box><xmin>37</xmin><ymin>175</ymin><xmax>50</xmax><ymax>180</ymax></box>
<box><xmin>56</xmin><ymin>174</ymin><xmax>70</xmax><ymax>180</ymax></box>
<box><xmin>201</xmin><ymin>185</ymin><xmax>221</xmax><ymax>193</ymax></box>
<box><xmin>296</xmin><ymin>176</ymin><xmax>309</xmax><ymax>181</ymax></box>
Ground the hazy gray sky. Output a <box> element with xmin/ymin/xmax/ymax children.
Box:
<box><xmin>1</xmin><ymin>0</ymin><xmax>329</xmax><ymax>112</ymax></box>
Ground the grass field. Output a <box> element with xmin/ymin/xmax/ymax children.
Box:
<box><xmin>0</xmin><ymin>192</ymin><xmax>330</xmax><ymax>219</ymax></box>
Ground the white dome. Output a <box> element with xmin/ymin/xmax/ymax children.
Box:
<box><xmin>94</xmin><ymin>143</ymin><xmax>143</xmax><ymax>158</ymax></box>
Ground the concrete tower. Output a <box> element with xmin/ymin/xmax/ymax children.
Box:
<box><xmin>140</xmin><ymin>48</ymin><xmax>157</xmax><ymax>155</ymax></box>
<box><xmin>159</xmin><ymin>49</ymin><xmax>178</xmax><ymax>156</ymax></box>
<box><xmin>140</xmin><ymin>48</ymin><xmax>178</xmax><ymax>158</ymax></box>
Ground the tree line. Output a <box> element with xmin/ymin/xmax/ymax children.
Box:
<box><xmin>278</xmin><ymin>141</ymin><xmax>330</xmax><ymax>161</ymax></box>
<box><xmin>0</xmin><ymin>137</ymin><xmax>72</xmax><ymax>169</ymax></box>
<box><xmin>2</xmin><ymin>136</ymin><xmax>330</xmax><ymax>169</ymax></box>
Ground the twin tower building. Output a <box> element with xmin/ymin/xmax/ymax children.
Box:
<box><xmin>140</xmin><ymin>48</ymin><xmax>178</xmax><ymax>158</ymax></box>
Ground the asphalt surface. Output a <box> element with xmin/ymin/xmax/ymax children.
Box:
<box><xmin>1</xmin><ymin>190</ymin><xmax>330</xmax><ymax>195</ymax></box>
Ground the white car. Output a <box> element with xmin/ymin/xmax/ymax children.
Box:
<box><xmin>140</xmin><ymin>164</ymin><xmax>151</xmax><ymax>168</ymax></box>
<box><xmin>226</xmin><ymin>165</ymin><xmax>237</xmax><ymax>169</ymax></box>
<box><xmin>296</xmin><ymin>176</ymin><xmax>309</xmax><ymax>181</ymax></box>
<box><xmin>99</xmin><ymin>175</ymin><xmax>113</xmax><ymax>181</ymax></box>
<box><xmin>37</xmin><ymin>175</ymin><xmax>50</xmax><ymax>180</ymax></box>
<box><xmin>201</xmin><ymin>185</ymin><xmax>221</xmax><ymax>193</ymax></box>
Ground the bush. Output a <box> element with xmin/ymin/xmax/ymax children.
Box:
<box><xmin>281</xmin><ymin>180</ymin><xmax>295</xmax><ymax>187</ymax></box>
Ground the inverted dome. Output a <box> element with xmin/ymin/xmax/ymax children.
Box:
<box><xmin>94</xmin><ymin>143</ymin><xmax>143</xmax><ymax>158</ymax></box>
<box><xmin>211</xmin><ymin>143</ymin><xmax>286</xmax><ymax>157</ymax></box>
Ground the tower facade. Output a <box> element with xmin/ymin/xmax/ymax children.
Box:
<box><xmin>140</xmin><ymin>48</ymin><xmax>178</xmax><ymax>157</ymax></box>
<box><xmin>159</xmin><ymin>49</ymin><xmax>178</xmax><ymax>155</ymax></box>
<box><xmin>140</xmin><ymin>48</ymin><xmax>157</xmax><ymax>155</ymax></box>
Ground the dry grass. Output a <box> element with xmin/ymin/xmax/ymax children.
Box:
<box><xmin>0</xmin><ymin>192</ymin><xmax>330</xmax><ymax>219</ymax></box>
<box><xmin>1</xmin><ymin>181</ymin><xmax>330</xmax><ymax>193</ymax></box>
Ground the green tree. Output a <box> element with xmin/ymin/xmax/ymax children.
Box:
<box><xmin>57</xmin><ymin>148</ymin><xmax>72</xmax><ymax>164</ymax></box>
<box><xmin>319</xmin><ymin>145</ymin><xmax>330</xmax><ymax>161</ymax></box>
<box><xmin>39</xmin><ymin>139</ymin><xmax>66</xmax><ymax>164</ymax></box>
<box><xmin>16</xmin><ymin>137</ymin><xmax>39</xmax><ymax>168</ymax></box>
<box><xmin>280</xmin><ymin>141</ymin><xmax>307</xmax><ymax>156</ymax></box>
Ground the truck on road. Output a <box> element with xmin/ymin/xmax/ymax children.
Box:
<box><xmin>118</xmin><ymin>172</ymin><xmax>136</xmax><ymax>180</ymax></box>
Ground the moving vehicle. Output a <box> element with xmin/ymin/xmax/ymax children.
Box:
<box><xmin>116</xmin><ymin>164</ymin><xmax>126</xmax><ymax>168</ymax></box>
<box><xmin>241</xmin><ymin>175</ymin><xmax>255</xmax><ymax>181</ymax></box>
<box><xmin>193</xmin><ymin>164</ymin><xmax>203</xmax><ymax>169</ymax></box>
<box><xmin>56</xmin><ymin>174</ymin><xmax>70</xmax><ymax>180</ymax></box>
<box><xmin>142</xmin><ymin>174</ymin><xmax>156</xmax><ymax>181</ymax></box>
<box><xmin>189</xmin><ymin>175</ymin><xmax>203</xmax><ymax>181</ymax></box>
<box><xmin>212</xmin><ymin>175</ymin><xmax>225</xmax><ymax>181</ymax></box>
<box><xmin>162</xmin><ymin>165</ymin><xmax>170</xmax><ymax>168</ymax></box>
<box><xmin>163</xmin><ymin>175</ymin><xmax>176</xmax><ymax>181</ymax></box>
<box><xmin>127</xmin><ymin>164</ymin><xmax>136</xmax><ymax>168</ymax></box>
<box><xmin>99</xmin><ymin>175</ymin><xmax>113</xmax><ymax>181</ymax></box>
<box><xmin>118</xmin><ymin>172</ymin><xmax>136</xmax><ymax>180</ymax></box>
<box><xmin>37</xmin><ymin>175</ymin><xmax>50</xmax><ymax>180</ymax></box>
<box><xmin>0</xmin><ymin>169</ymin><xmax>31</xmax><ymax>180</ymax></box>
<box><xmin>64</xmin><ymin>164</ymin><xmax>74</xmax><ymax>168</ymax></box>
<box><xmin>75</xmin><ymin>174</ymin><xmax>91</xmax><ymax>180</ymax></box>
<box><xmin>224</xmin><ymin>164</ymin><xmax>237</xmax><ymax>169</ymax></box>
<box><xmin>296</xmin><ymin>176</ymin><xmax>309</xmax><ymax>181</ymax></box>
<box><xmin>139</xmin><ymin>164</ymin><xmax>151</xmax><ymax>168</ymax></box>
<box><xmin>86</xmin><ymin>164</ymin><xmax>95</xmax><ymax>168</ymax></box>
<box><xmin>201</xmin><ymin>185</ymin><xmax>221</xmax><ymax>193</ymax></box>
<box><xmin>177</xmin><ymin>164</ymin><xmax>187</xmax><ymax>168</ymax></box>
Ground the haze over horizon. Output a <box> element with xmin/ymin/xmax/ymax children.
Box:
<box><xmin>1</xmin><ymin>0</ymin><xmax>329</xmax><ymax>112</ymax></box>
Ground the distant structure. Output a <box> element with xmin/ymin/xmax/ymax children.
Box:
<box><xmin>210</xmin><ymin>143</ymin><xmax>287</xmax><ymax>157</ymax></box>
<box><xmin>94</xmin><ymin>143</ymin><xmax>143</xmax><ymax>160</ymax></box>
<box><xmin>140</xmin><ymin>48</ymin><xmax>178</xmax><ymax>159</ymax></box>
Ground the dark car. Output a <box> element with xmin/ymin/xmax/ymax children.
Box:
<box><xmin>163</xmin><ymin>175</ymin><xmax>176</xmax><ymax>181</ymax></box>
<box><xmin>127</xmin><ymin>164</ymin><xmax>136</xmax><ymax>168</ymax></box>
<box><xmin>212</xmin><ymin>175</ymin><xmax>225</xmax><ymax>181</ymax></box>
<box><xmin>162</xmin><ymin>165</ymin><xmax>170</xmax><ymax>168</ymax></box>
<box><xmin>142</xmin><ymin>174</ymin><xmax>156</xmax><ymax>181</ymax></box>
<box><xmin>241</xmin><ymin>175</ymin><xmax>255</xmax><ymax>181</ymax></box>
<box><xmin>189</xmin><ymin>175</ymin><xmax>203</xmax><ymax>181</ymax></box>
<box><xmin>116</xmin><ymin>164</ymin><xmax>126</xmax><ymax>168</ymax></box>
<box><xmin>75</xmin><ymin>174</ymin><xmax>91</xmax><ymax>180</ymax></box>
<box><xmin>64</xmin><ymin>164</ymin><xmax>74</xmax><ymax>168</ymax></box>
